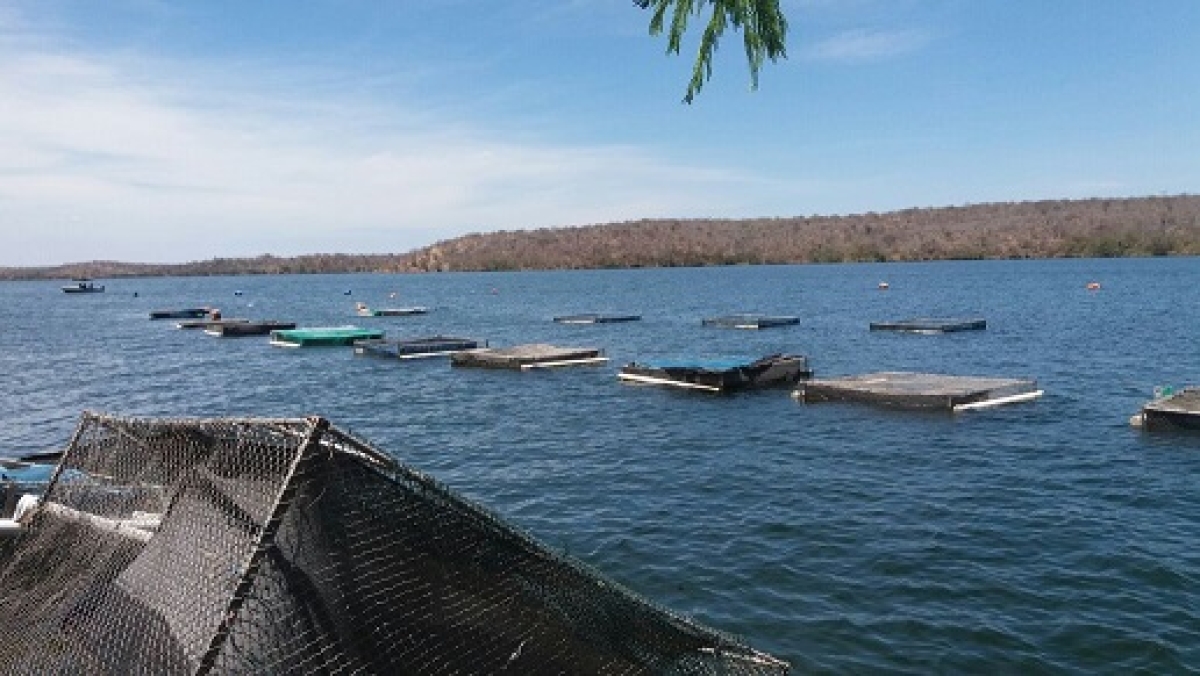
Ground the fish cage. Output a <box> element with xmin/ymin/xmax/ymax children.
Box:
<box><xmin>1132</xmin><ymin>387</ymin><xmax>1200</xmax><ymax>431</ymax></box>
<box><xmin>552</xmin><ymin>313</ymin><xmax>642</xmax><ymax>324</ymax></box>
<box><xmin>702</xmin><ymin>315</ymin><xmax>800</xmax><ymax>330</ymax></box>
<box><xmin>206</xmin><ymin>321</ymin><xmax>296</xmax><ymax>337</ymax></box>
<box><xmin>793</xmin><ymin>371</ymin><xmax>1042</xmax><ymax>411</ymax></box>
<box><xmin>176</xmin><ymin>319</ymin><xmax>249</xmax><ymax>330</ymax></box>
<box><xmin>354</xmin><ymin>336</ymin><xmax>484</xmax><ymax>360</ymax></box>
<box><xmin>0</xmin><ymin>413</ymin><xmax>787</xmax><ymax>675</ymax></box>
<box><xmin>268</xmin><ymin>326</ymin><xmax>384</xmax><ymax>347</ymax></box>
<box><xmin>450</xmin><ymin>343</ymin><xmax>608</xmax><ymax>369</ymax></box>
<box><xmin>869</xmin><ymin>317</ymin><xmax>987</xmax><ymax>333</ymax></box>
<box><xmin>619</xmin><ymin>354</ymin><xmax>812</xmax><ymax>393</ymax></box>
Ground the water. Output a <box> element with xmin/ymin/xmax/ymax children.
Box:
<box><xmin>2</xmin><ymin>258</ymin><xmax>1199</xmax><ymax>673</ymax></box>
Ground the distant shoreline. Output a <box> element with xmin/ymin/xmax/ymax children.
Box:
<box><xmin>4</xmin><ymin>194</ymin><xmax>1197</xmax><ymax>281</ymax></box>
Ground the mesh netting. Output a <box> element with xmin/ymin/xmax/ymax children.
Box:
<box><xmin>0</xmin><ymin>413</ymin><xmax>788</xmax><ymax>675</ymax></box>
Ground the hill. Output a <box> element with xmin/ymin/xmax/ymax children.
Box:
<box><xmin>2</xmin><ymin>195</ymin><xmax>1198</xmax><ymax>280</ymax></box>
<box><xmin>399</xmin><ymin>195</ymin><xmax>1200</xmax><ymax>272</ymax></box>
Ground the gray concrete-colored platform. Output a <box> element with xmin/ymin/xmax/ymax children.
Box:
<box><xmin>793</xmin><ymin>371</ymin><xmax>1042</xmax><ymax>411</ymax></box>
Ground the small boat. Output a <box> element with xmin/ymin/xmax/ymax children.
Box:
<box><xmin>356</xmin><ymin>302</ymin><xmax>428</xmax><ymax>317</ymax></box>
<box><xmin>553</xmin><ymin>313</ymin><xmax>641</xmax><ymax>324</ymax></box>
<box><xmin>450</xmin><ymin>344</ymin><xmax>607</xmax><ymax>370</ymax></box>
<box><xmin>1131</xmin><ymin>387</ymin><xmax>1200</xmax><ymax>431</ymax></box>
<box><xmin>1086</xmin><ymin>281</ymin><xmax>1102</xmax><ymax>290</ymax></box>
<box><xmin>702</xmin><ymin>314</ymin><xmax>800</xmax><ymax>329</ymax></box>
<box><xmin>207</xmin><ymin>321</ymin><xmax>297</xmax><ymax>337</ymax></box>
<box><xmin>61</xmin><ymin>279</ymin><xmax>105</xmax><ymax>294</ymax></box>
<box><xmin>269</xmin><ymin>326</ymin><xmax>384</xmax><ymax>347</ymax></box>
<box><xmin>149</xmin><ymin>308</ymin><xmax>212</xmax><ymax>320</ymax></box>
<box><xmin>354</xmin><ymin>336</ymin><xmax>485</xmax><ymax>360</ymax></box>
<box><xmin>619</xmin><ymin>354</ymin><xmax>811</xmax><ymax>393</ymax></box>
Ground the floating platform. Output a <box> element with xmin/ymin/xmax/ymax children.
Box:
<box><xmin>355</xmin><ymin>303</ymin><xmax>428</xmax><ymax>317</ymax></box>
<box><xmin>450</xmin><ymin>343</ymin><xmax>607</xmax><ymax>370</ymax></box>
<box><xmin>269</xmin><ymin>326</ymin><xmax>384</xmax><ymax>347</ymax></box>
<box><xmin>553</xmin><ymin>313</ymin><xmax>641</xmax><ymax>324</ymax></box>
<box><xmin>1131</xmin><ymin>387</ymin><xmax>1200</xmax><ymax>431</ymax></box>
<box><xmin>869</xmin><ymin>317</ymin><xmax>987</xmax><ymax>333</ymax></box>
<box><xmin>176</xmin><ymin>318</ymin><xmax>249</xmax><ymax>330</ymax></box>
<box><xmin>793</xmin><ymin>371</ymin><xmax>1043</xmax><ymax>411</ymax></box>
<box><xmin>619</xmin><ymin>354</ymin><xmax>812</xmax><ymax>393</ymax></box>
<box><xmin>149</xmin><ymin>308</ymin><xmax>211</xmax><ymax>320</ymax></box>
<box><xmin>354</xmin><ymin>336</ymin><xmax>485</xmax><ymax>360</ymax></box>
<box><xmin>207</xmin><ymin>321</ymin><xmax>297</xmax><ymax>337</ymax></box>
<box><xmin>702</xmin><ymin>314</ymin><xmax>799</xmax><ymax>330</ymax></box>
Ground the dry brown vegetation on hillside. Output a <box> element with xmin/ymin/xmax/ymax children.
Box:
<box><xmin>397</xmin><ymin>195</ymin><xmax>1200</xmax><ymax>272</ymax></box>
<box><xmin>3</xmin><ymin>195</ymin><xmax>1197</xmax><ymax>280</ymax></box>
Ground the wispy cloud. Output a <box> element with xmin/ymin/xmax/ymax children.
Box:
<box><xmin>0</xmin><ymin>13</ymin><xmax>754</xmax><ymax>265</ymax></box>
<box><xmin>803</xmin><ymin>28</ymin><xmax>930</xmax><ymax>64</ymax></box>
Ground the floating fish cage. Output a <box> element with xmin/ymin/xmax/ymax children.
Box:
<box><xmin>268</xmin><ymin>326</ymin><xmax>384</xmax><ymax>347</ymax></box>
<box><xmin>354</xmin><ymin>336</ymin><xmax>485</xmax><ymax>360</ymax></box>
<box><xmin>793</xmin><ymin>371</ymin><xmax>1043</xmax><ymax>411</ymax></box>
<box><xmin>702</xmin><ymin>314</ymin><xmax>800</xmax><ymax>330</ymax></box>
<box><xmin>619</xmin><ymin>354</ymin><xmax>812</xmax><ymax>393</ymax></box>
<box><xmin>0</xmin><ymin>413</ymin><xmax>788</xmax><ymax>674</ymax></box>
<box><xmin>149</xmin><ymin>308</ymin><xmax>212</xmax><ymax>320</ymax></box>
<box><xmin>176</xmin><ymin>318</ymin><xmax>250</xmax><ymax>330</ymax></box>
<box><xmin>450</xmin><ymin>343</ymin><xmax>608</xmax><ymax>370</ymax></box>
<box><xmin>553</xmin><ymin>313</ymin><xmax>642</xmax><ymax>324</ymax></box>
<box><xmin>207</xmin><ymin>321</ymin><xmax>296</xmax><ymax>337</ymax></box>
<box><xmin>869</xmin><ymin>317</ymin><xmax>987</xmax><ymax>333</ymax></box>
<box><xmin>1131</xmin><ymin>387</ymin><xmax>1200</xmax><ymax>431</ymax></box>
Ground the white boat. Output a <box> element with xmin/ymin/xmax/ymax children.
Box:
<box><xmin>61</xmin><ymin>279</ymin><xmax>105</xmax><ymax>293</ymax></box>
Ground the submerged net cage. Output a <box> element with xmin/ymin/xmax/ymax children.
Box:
<box><xmin>0</xmin><ymin>412</ymin><xmax>787</xmax><ymax>675</ymax></box>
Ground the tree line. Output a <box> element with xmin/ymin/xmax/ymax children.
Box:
<box><xmin>390</xmin><ymin>194</ymin><xmax>1200</xmax><ymax>272</ymax></box>
<box><xmin>2</xmin><ymin>195</ymin><xmax>1198</xmax><ymax>280</ymax></box>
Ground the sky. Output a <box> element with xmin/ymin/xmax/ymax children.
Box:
<box><xmin>1</xmin><ymin>1</ymin><xmax>1198</xmax><ymax>266</ymax></box>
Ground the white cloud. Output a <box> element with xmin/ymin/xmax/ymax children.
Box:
<box><xmin>0</xmin><ymin>17</ymin><xmax>755</xmax><ymax>266</ymax></box>
<box><xmin>803</xmin><ymin>28</ymin><xmax>930</xmax><ymax>64</ymax></box>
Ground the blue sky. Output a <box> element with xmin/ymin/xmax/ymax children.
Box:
<box><xmin>1</xmin><ymin>1</ymin><xmax>1197</xmax><ymax>266</ymax></box>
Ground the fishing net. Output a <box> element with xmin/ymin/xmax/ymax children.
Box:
<box><xmin>0</xmin><ymin>413</ymin><xmax>787</xmax><ymax>675</ymax></box>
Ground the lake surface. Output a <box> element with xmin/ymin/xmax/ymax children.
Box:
<box><xmin>2</xmin><ymin>258</ymin><xmax>1198</xmax><ymax>673</ymax></box>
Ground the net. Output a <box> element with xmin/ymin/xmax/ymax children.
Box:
<box><xmin>0</xmin><ymin>412</ymin><xmax>788</xmax><ymax>675</ymax></box>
